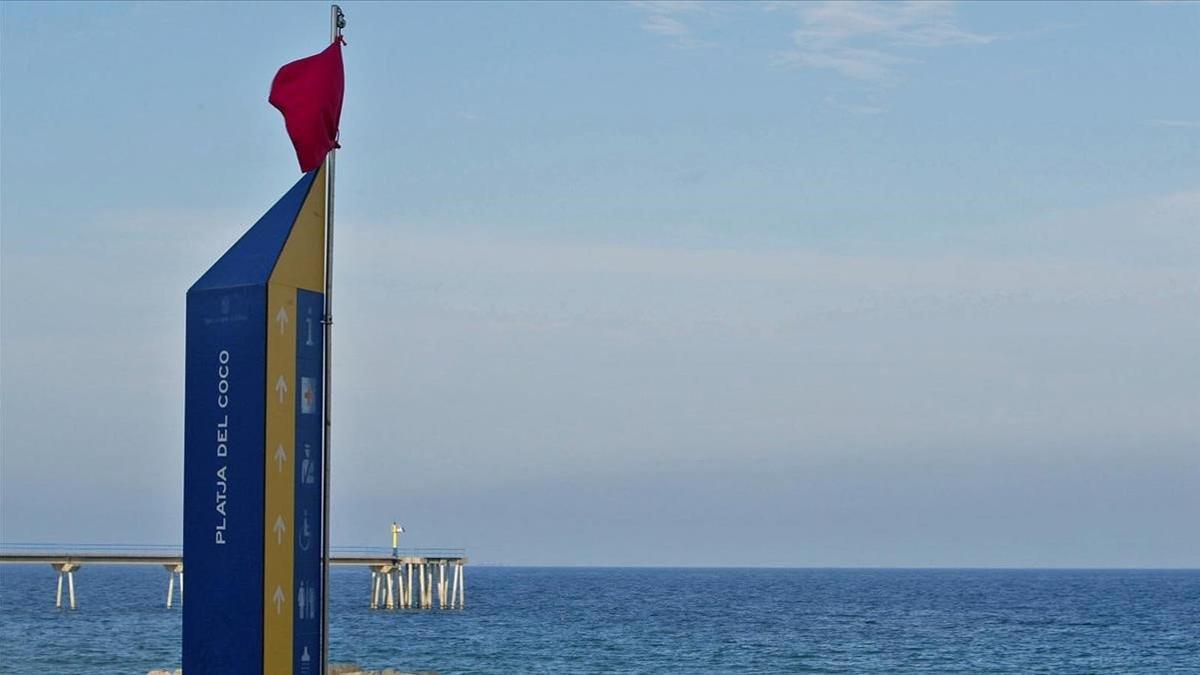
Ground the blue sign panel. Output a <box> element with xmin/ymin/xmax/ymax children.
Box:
<box><xmin>183</xmin><ymin>285</ymin><xmax>267</xmax><ymax>671</ymax></box>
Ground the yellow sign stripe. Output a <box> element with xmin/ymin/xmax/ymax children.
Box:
<box><xmin>272</xmin><ymin>164</ymin><xmax>326</xmax><ymax>293</ymax></box>
<box><xmin>264</xmin><ymin>283</ymin><xmax>296</xmax><ymax>673</ymax></box>
<box><xmin>263</xmin><ymin>163</ymin><xmax>326</xmax><ymax>673</ymax></box>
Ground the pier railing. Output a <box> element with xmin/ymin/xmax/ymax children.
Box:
<box><xmin>0</xmin><ymin>543</ymin><xmax>182</xmax><ymax>557</ymax></box>
<box><xmin>331</xmin><ymin>546</ymin><xmax>467</xmax><ymax>558</ymax></box>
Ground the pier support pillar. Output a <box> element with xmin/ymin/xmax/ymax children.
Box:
<box><xmin>418</xmin><ymin>564</ymin><xmax>427</xmax><ymax>609</ymax></box>
<box><xmin>428</xmin><ymin>563</ymin><xmax>434</xmax><ymax>609</ymax></box>
<box><xmin>369</xmin><ymin>567</ymin><xmax>381</xmax><ymax>609</ymax></box>
<box><xmin>385</xmin><ymin>565</ymin><xmax>396</xmax><ymax>609</ymax></box>
<box><xmin>438</xmin><ymin>562</ymin><xmax>446</xmax><ymax>609</ymax></box>
<box><xmin>164</xmin><ymin>564</ymin><xmax>184</xmax><ymax>608</ymax></box>
<box><xmin>400</xmin><ymin>566</ymin><xmax>408</xmax><ymax>608</ymax></box>
<box><xmin>396</xmin><ymin>565</ymin><xmax>405</xmax><ymax>608</ymax></box>
<box><xmin>450</xmin><ymin>561</ymin><xmax>464</xmax><ymax>609</ymax></box>
<box><xmin>406</xmin><ymin>563</ymin><xmax>414</xmax><ymax>608</ymax></box>
<box><xmin>51</xmin><ymin>563</ymin><xmax>80</xmax><ymax>609</ymax></box>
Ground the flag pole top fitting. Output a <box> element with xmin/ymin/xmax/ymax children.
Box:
<box><xmin>332</xmin><ymin>5</ymin><xmax>346</xmax><ymax>38</ymax></box>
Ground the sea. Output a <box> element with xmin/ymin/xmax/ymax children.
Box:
<box><xmin>1</xmin><ymin>566</ymin><xmax>1197</xmax><ymax>673</ymax></box>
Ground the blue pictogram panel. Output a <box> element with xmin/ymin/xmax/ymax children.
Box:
<box><xmin>293</xmin><ymin>288</ymin><xmax>324</xmax><ymax>672</ymax></box>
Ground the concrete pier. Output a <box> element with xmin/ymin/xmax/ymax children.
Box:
<box><xmin>0</xmin><ymin>548</ymin><xmax>466</xmax><ymax>611</ymax></box>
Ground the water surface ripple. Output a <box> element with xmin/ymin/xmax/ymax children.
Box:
<box><xmin>1</xmin><ymin>566</ymin><xmax>1197</xmax><ymax>673</ymax></box>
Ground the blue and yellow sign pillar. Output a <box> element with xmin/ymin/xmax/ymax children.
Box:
<box><xmin>184</xmin><ymin>167</ymin><xmax>327</xmax><ymax>674</ymax></box>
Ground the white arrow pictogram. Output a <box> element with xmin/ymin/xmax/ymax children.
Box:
<box><xmin>273</xmin><ymin>514</ymin><xmax>287</xmax><ymax>545</ymax></box>
<box><xmin>275</xmin><ymin>306</ymin><xmax>290</xmax><ymax>334</ymax></box>
<box><xmin>274</xmin><ymin>444</ymin><xmax>287</xmax><ymax>472</ymax></box>
<box><xmin>273</xmin><ymin>586</ymin><xmax>286</xmax><ymax>614</ymax></box>
<box><xmin>275</xmin><ymin>375</ymin><xmax>288</xmax><ymax>403</ymax></box>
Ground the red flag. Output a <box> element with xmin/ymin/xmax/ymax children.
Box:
<box><xmin>269</xmin><ymin>40</ymin><xmax>345</xmax><ymax>172</ymax></box>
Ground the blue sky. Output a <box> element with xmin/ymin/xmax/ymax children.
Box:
<box><xmin>1</xmin><ymin>1</ymin><xmax>1198</xmax><ymax>566</ymax></box>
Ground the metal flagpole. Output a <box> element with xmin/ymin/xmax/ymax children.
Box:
<box><xmin>322</xmin><ymin>5</ymin><xmax>345</xmax><ymax>673</ymax></box>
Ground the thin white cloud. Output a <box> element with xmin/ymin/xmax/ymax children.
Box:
<box><xmin>1148</xmin><ymin>119</ymin><xmax>1200</xmax><ymax>129</ymax></box>
<box><xmin>795</xmin><ymin>1</ymin><xmax>996</xmax><ymax>47</ymax></box>
<box><xmin>629</xmin><ymin>0</ymin><xmax>716</xmax><ymax>49</ymax></box>
<box><xmin>778</xmin><ymin>46</ymin><xmax>910</xmax><ymax>82</ymax></box>
<box><xmin>641</xmin><ymin>13</ymin><xmax>690</xmax><ymax>37</ymax></box>
<box><xmin>628</xmin><ymin>0</ymin><xmax>708</xmax><ymax>16</ymax></box>
<box><xmin>781</xmin><ymin>1</ymin><xmax>998</xmax><ymax>82</ymax></box>
<box><xmin>824</xmin><ymin>94</ymin><xmax>887</xmax><ymax>116</ymax></box>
